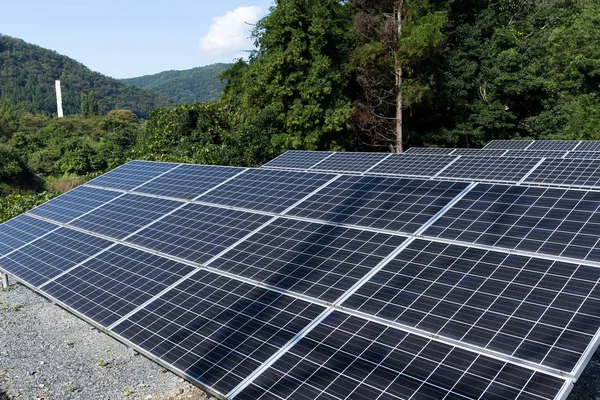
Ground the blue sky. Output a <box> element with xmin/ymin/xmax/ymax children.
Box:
<box><xmin>0</xmin><ymin>0</ymin><xmax>272</xmax><ymax>78</ymax></box>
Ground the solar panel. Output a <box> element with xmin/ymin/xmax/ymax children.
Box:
<box><xmin>451</xmin><ymin>149</ymin><xmax>506</xmax><ymax>156</ymax></box>
<box><xmin>567</xmin><ymin>151</ymin><xmax>600</xmax><ymax>159</ymax></box>
<box><xmin>424</xmin><ymin>183</ymin><xmax>600</xmax><ymax>262</ymax></box>
<box><xmin>286</xmin><ymin>175</ymin><xmax>469</xmax><ymax>233</ymax></box>
<box><xmin>87</xmin><ymin>160</ymin><xmax>179</xmax><ymax>191</ymax></box>
<box><xmin>28</xmin><ymin>186</ymin><xmax>123</xmax><ymax>223</ymax></box>
<box><xmin>237</xmin><ymin>311</ymin><xmax>567</xmax><ymax>400</ymax></box>
<box><xmin>574</xmin><ymin>141</ymin><xmax>600</xmax><ymax>152</ymax></box>
<box><xmin>528</xmin><ymin>141</ymin><xmax>581</xmax><ymax>151</ymax></box>
<box><xmin>0</xmin><ymin>215</ymin><xmax>58</xmax><ymax>257</ymax></box>
<box><xmin>437</xmin><ymin>156</ymin><xmax>541</xmax><ymax>182</ymax></box>
<box><xmin>113</xmin><ymin>270</ymin><xmax>325</xmax><ymax>396</ymax></box>
<box><xmin>309</xmin><ymin>152</ymin><xmax>389</xmax><ymax>173</ymax></box>
<box><xmin>484</xmin><ymin>140</ymin><xmax>533</xmax><ymax>150</ymax></box>
<box><xmin>523</xmin><ymin>158</ymin><xmax>600</xmax><ymax>188</ymax></box>
<box><xmin>367</xmin><ymin>154</ymin><xmax>456</xmax><ymax>177</ymax></box>
<box><xmin>126</xmin><ymin>204</ymin><xmax>273</xmax><ymax>264</ymax></box>
<box><xmin>0</xmin><ymin>228</ymin><xmax>112</xmax><ymax>286</ymax></box>
<box><xmin>196</xmin><ymin>169</ymin><xmax>336</xmax><ymax>213</ymax></box>
<box><xmin>261</xmin><ymin>150</ymin><xmax>333</xmax><ymax>170</ymax></box>
<box><xmin>209</xmin><ymin>218</ymin><xmax>406</xmax><ymax>302</ymax></box>
<box><xmin>343</xmin><ymin>239</ymin><xmax>600</xmax><ymax>371</ymax></box>
<box><xmin>404</xmin><ymin>147</ymin><xmax>456</xmax><ymax>155</ymax></box>
<box><xmin>132</xmin><ymin>164</ymin><xmax>245</xmax><ymax>200</ymax></box>
<box><xmin>42</xmin><ymin>244</ymin><xmax>196</xmax><ymax>327</ymax></box>
<box><xmin>6</xmin><ymin>155</ymin><xmax>600</xmax><ymax>400</ymax></box>
<box><xmin>504</xmin><ymin>150</ymin><xmax>567</xmax><ymax>158</ymax></box>
<box><xmin>69</xmin><ymin>194</ymin><xmax>183</xmax><ymax>240</ymax></box>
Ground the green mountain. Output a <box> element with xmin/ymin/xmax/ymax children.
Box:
<box><xmin>0</xmin><ymin>35</ymin><xmax>173</xmax><ymax>118</ymax></box>
<box><xmin>121</xmin><ymin>63</ymin><xmax>230</xmax><ymax>103</ymax></box>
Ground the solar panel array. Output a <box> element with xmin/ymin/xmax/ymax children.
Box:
<box><xmin>4</xmin><ymin>144</ymin><xmax>600</xmax><ymax>400</ymax></box>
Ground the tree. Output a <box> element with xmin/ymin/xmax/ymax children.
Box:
<box><xmin>222</xmin><ymin>0</ymin><xmax>356</xmax><ymax>153</ymax></box>
<box><xmin>0</xmin><ymin>100</ymin><xmax>19</xmax><ymax>140</ymax></box>
<box><xmin>351</xmin><ymin>0</ymin><xmax>447</xmax><ymax>152</ymax></box>
<box><xmin>88</xmin><ymin>90</ymin><xmax>99</xmax><ymax>116</ymax></box>
<box><xmin>80</xmin><ymin>93</ymin><xmax>89</xmax><ymax>118</ymax></box>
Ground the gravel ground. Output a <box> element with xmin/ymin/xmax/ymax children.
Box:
<box><xmin>0</xmin><ymin>283</ymin><xmax>216</xmax><ymax>400</ymax></box>
<box><xmin>1</xmin><ymin>282</ymin><xmax>600</xmax><ymax>400</ymax></box>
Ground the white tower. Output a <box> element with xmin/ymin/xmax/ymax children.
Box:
<box><xmin>55</xmin><ymin>80</ymin><xmax>64</xmax><ymax>118</ymax></box>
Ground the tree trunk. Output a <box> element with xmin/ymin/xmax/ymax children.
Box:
<box><xmin>395</xmin><ymin>0</ymin><xmax>404</xmax><ymax>153</ymax></box>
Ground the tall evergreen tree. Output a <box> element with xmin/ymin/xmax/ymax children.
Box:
<box><xmin>88</xmin><ymin>90</ymin><xmax>99</xmax><ymax>116</ymax></box>
<box><xmin>80</xmin><ymin>93</ymin><xmax>89</xmax><ymax>118</ymax></box>
<box><xmin>223</xmin><ymin>0</ymin><xmax>356</xmax><ymax>153</ymax></box>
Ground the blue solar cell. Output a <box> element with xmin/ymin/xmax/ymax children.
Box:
<box><xmin>262</xmin><ymin>150</ymin><xmax>334</xmax><ymax>170</ymax></box>
<box><xmin>196</xmin><ymin>168</ymin><xmax>336</xmax><ymax>213</ymax></box>
<box><xmin>126</xmin><ymin>204</ymin><xmax>272</xmax><ymax>264</ymax></box>
<box><xmin>43</xmin><ymin>245</ymin><xmax>195</xmax><ymax>327</ymax></box>
<box><xmin>133</xmin><ymin>164</ymin><xmax>244</xmax><ymax>200</ymax></box>
<box><xmin>87</xmin><ymin>161</ymin><xmax>178</xmax><ymax>191</ymax></box>
<box><xmin>29</xmin><ymin>186</ymin><xmax>122</xmax><ymax>223</ymax></box>
<box><xmin>0</xmin><ymin>228</ymin><xmax>112</xmax><ymax>286</ymax></box>
<box><xmin>0</xmin><ymin>215</ymin><xmax>58</xmax><ymax>257</ymax></box>
<box><xmin>113</xmin><ymin>270</ymin><xmax>325</xmax><ymax>395</ymax></box>
<box><xmin>69</xmin><ymin>194</ymin><xmax>183</xmax><ymax>240</ymax></box>
<box><xmin>287</xmin><ymin>175</ymin><xmax>469</xmax><ymax>233</ymax></box>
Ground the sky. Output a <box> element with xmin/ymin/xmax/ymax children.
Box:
<box><xmin>0</xmin><ymin>0</ymin><xmax>272</xmax><ymax>79</ymax></box>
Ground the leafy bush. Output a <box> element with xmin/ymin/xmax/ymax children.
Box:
<box><xmin>0</xmin><ymin>192</ymin><xmax>57</xmax><ymax>223</ymax></box>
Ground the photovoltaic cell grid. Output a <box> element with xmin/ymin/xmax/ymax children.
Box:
<box><xmin>437</xmin><ymin>156</ymin><xmax>542</xmax><ymax>182</ymax></box>
<box><xmin>86</xmin><ymin>160</ymin><xmax>179</xmax><ymax>191</ymax></box>
<box><xmin>484</xmin><ymin>140</ymin><xmax>533</xmax><ymax>150</ymax></box>
<box><xmin>367</xmin><ymin>154</ymin><xmax>457</xmax><ymax>177</ymax></box>
<box><xmin>209</xmin><ymin>218</ymin><xmax>406</xmax><ymax>302</ymax></box>
<box><xmin>528</xmin><ymin>141</ymin><xmax>581</xmax><ymax>151</ymax></box>
<box><xmin>197</xmin><ymin>169</ymin><xmax>337</xmax><ymax>214</ymax></box>
<box><xmin>133</xmin><ymin>164</ymin><xmax>245</xmax><ymax>200</ymax></box>
<box><xmin>504</xmin><ymin>150</ymin><xmax>567</xmax><ymax>158</ymax></box>
<box><xmin>261</xmin><ymin>150</ymin><xmax>333</xmax><ymax>170</ymax></box>
<box><xmin>4</xmin><ymin>155</ymin><xmax>600</xmax><ymax>400</ymax></box>
<box><xmin>238</xmin><ymin>311</ymin><xmax>566</xmax><ymax>400</ymax></box>
<box><xmin>423</xmin><ymin>183</ymin><xmax>600</xmax><ymax>262</ymax></box>
<box><xmin>126</xmin><ymin>204</ymin><xmax>273</xmax><ymax>264</ymax></box>
<box><xmin>43</xmin><ymin>245</ymin><xmax>196</xmax><ymax>327</ymax></box>
<box><xmin>0</xmin><ymin>228</ymin><xmax>112</xmax><ymax>286</ymax></box>
<box><xmin>287</xmin><ymin>175</ymin><xmax>469</xmax><ymax>233</ymax></box>
<box><xmin>113</xmin><ymin>269</ymin><xmax>325</xmax><ymax>396</ymax></box>
<box><xmin>524</xmin><ymin>158</ymin><xmax>600</xmax><ymax>188</ymax></box>
<box><xmin>0</xmin><ymin>215</ymin><xmax>58</xmax><ymax>257</ymax></box>
<box><xmin>344</xmin><ymin>239</ymin><xmax>600</xmax><ymax>371</ymax></box>
<box><xmin>28</xmin><ymin>186</ymin><xmax>123</xmax><ymax>223</ymax></box>
<box><xmin>404</xmin><ymin>147</ymin><xmax>457</xmax><ymax>155</ymax></box>
<box><xmin>69</xmin><ymin>194</ymin><xmax>183</xmax><ymax>240</ymax></box>
<box><xmin>574</xmin><ymin>141</ymin><xmax>600</xmax><ymax>151</ymax></box>
<box><xmin>451</xmin><ymin>149</ymin><xmax>507</xmax><ymax>156</ymax></box>
<box><xmin>309</xmin><ymin>152</ymin><xmax>390</xmax><ymax>173</ymax></box>
<box><xmin>567</xmin><ymin>151</ymin><xmax>600</xmax><ymax>160</ymax></box>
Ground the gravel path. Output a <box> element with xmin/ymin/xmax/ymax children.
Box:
<box><xmin>1</xmin><ymin>282</ymin><xmax>600</xmax><ymax>400</ymax></box>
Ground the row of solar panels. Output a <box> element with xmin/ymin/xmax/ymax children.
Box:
<box><xmin>2</xmin><ymin>159</ymin><xmax>600</xmax><ymax>399</ymax></box>
<box><xmin>262</xmin><ymin>150</ymin><xmax>600</xmax><ymax>189</ymax></box>
<box><xmin>407</xmin><ymin>148</ymin><xmax>600</xmax><ymax>159</ymax></box>
<box><xmin>484</xmin><ymin>140</ymin><xmax>600</xmax><ymax>151</ymax></box>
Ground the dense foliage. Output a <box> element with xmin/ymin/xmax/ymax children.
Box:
<box><xmin>121</xmin><ymin>63</ymin><xmax>230</xmax><ymax>103</ymax></box>
<box><xmin>0</xmin><ymin>192</ymin><xmax>56</xmax><ymax>224</ymax></box>
<box><xmin>0</xmin><ymin>35</ymin><xmax>173</xmax><ymax>118</ymax></box>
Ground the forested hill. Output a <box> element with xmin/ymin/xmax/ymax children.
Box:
<box><xmin>121</xmin><ymin>63</ymin><xmax>230</xmax><ymax>103</ymax></box>
<box><xmin>0</xmin><ymin>35</ymin><xmax>173</xmax><ymax>118</ymax></box>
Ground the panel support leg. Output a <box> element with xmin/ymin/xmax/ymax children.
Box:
<box><xmin>2</xmin><ymin>272</ymin><xmax>9</xmax><ymax>289</ymax></box>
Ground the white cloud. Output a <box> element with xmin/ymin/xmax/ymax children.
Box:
<box><xmin>200</xmin><ymin>6</ymin><xmax>262</xmax><ymax>57</ymax></box>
